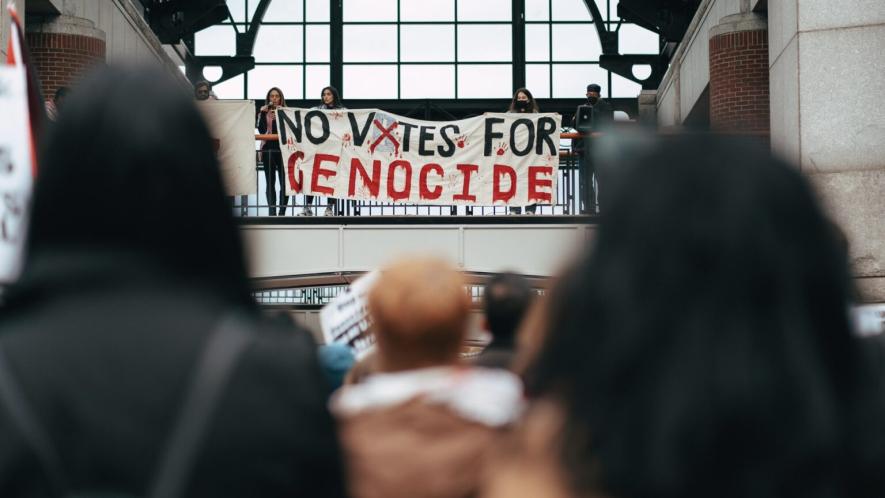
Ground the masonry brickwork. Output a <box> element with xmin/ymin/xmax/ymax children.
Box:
<box><xmin>709</xmin><ymin>29</ymin><xmax>769</xmax><ymax>134</ymax></box>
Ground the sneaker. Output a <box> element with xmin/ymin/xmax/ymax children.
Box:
<box><xmin>300</xmin><ymin>207</ymin><xmax>314</xmax><ymax>216</ymax></box>
<box><xmin>324</xmin><ymin>206</ymin><xmax>335</xmax><ymax>216</ymax></box>
<box><xmin>509</xmin><ymin>207</ymin><xmax>521</xmax><ymax>215</ymax></box>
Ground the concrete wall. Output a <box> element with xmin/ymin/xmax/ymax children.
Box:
<box><xmin>769</xmin><ymin>1</ymin><xmax>885</xmax><ymax>302</ymax></box>
<box><xmin>1</xmin><ymin>0</ymin><xmax>27</xmax><ymax>61</ymax></box>
<box><xmin>656</xmin><ymin>0</ymin><xmax>743</xmax><ymax>127</ymax></box>
<box><xmin>23</xmin><ymin>0</ymin><xmax>185</xmax><ymax>76</ymax></box>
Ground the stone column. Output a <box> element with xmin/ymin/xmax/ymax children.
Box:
<box><xmin>25</xmin><ymin>15</ymin><xmax>106</xmax><ymax>99</ymax></box>
<box><xmin>769</xmin><ymin>2</ymin><xmax>885</xmax><ymax>302</ymax></box>
<box><xmin>708</xmin><ymin>13</ymin><xmax>769</xmax><ymax>133</ymax></box>
<box><xmin>637</xmin><ymin>90</ymin><xmax>658</xmax><ymax>126</ymax></box>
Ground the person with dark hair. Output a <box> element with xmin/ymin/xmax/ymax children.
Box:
<box><xmin>0</xmin><ymin>66</ymin><xmax>347</xmax><ymax>497</ymax></box>
<box><xmin>303</xmin><ymin>85</ymin><xmax>346</xmax><ymax>216</ymax></box>
<box><xmin>331</xmin><ymin>257</ymin><xmax>524</xmax><ymax>498</ymax></box>
<box><xmin>475</xmin><ymin>272</ymin><xmax>533</xmax><ymax>370</ymax></box>
<box><xmin>508</xmin><ymin>88</ymin><xmax>540</xmax><ymax>215</ymax></box>
<box><xmin>257</xmin><ymin>86</ymin><xmax>289</xmax><ymax>216</ymax></box>
<box><xmin>483</xmin><ymin>135</ymin><xmax>885</xmax><ymax>498</ymax></box>
<box><xmin>193</xmin><ymin>80</ymin><xmax>213</xmax><ymax>101</ymax></box>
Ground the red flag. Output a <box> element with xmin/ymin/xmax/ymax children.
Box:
<box><xmin>6</xmin><ymin>3</ymin><xmax>45</xmax><ymax>176</ymax></box>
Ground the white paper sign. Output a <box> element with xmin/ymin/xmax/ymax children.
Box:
<box><xmin>0</xmin><ymin>65</ymin><xmax>33</xmax><ymax>283</ymax></box>
<box><xmin>320</xmin><ymin>271</ymin><xmax>380</xmax><ymax>357</ymax></box>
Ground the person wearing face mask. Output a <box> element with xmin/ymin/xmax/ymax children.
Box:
<box><xmin>303</xmin><ymin>86</ymin><xmax>347</xmax><ymax>216</ymax></box>
<box><xmin>507</xmin><ymin>88</ymin><xmax>540</xmax><ymax>215</ymax></box>
<box><xmin>572</xmin><ymin>84</ymin><xmax>612</xmax><ymax>214</ymax></box>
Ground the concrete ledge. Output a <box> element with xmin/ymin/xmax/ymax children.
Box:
<box><xmin>710</xmin><ymin>12</ymin><xmax>768</xmax><ymax>38</ymax></box>
<box><xmin>857</xmin><ymin>277</ymin><xmax>885</xmax><ymax>304</ymax></box>
<box><xmin>26</xmin><ymin>14</ymin><xmax>105</xmax><ymax>41</ymax></box>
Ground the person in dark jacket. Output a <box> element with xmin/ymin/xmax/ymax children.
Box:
<box><xmin>572</xmin><ymin>83</ymin><xmax>613</xmax><ymax>214</ymax></box>
<box><xmin>475</xmin><ymin>272</ymin><xmax>534</xmax><ymax>370</ymax></box>
<box><xmin>507</xmin><ymin>88</ymin><xmax>540</xmax><ymax>215</ymax></box>
<box><xmin>0</xmin><ymin>65</ymin><xmax>347</xmax><ymax>498</ymax></box>
<box><xmin>257</xmin><ymin>86</ymin><xmax>289</xmax><ymax>215</ymax></box>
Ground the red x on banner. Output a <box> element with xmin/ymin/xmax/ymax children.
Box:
<box><xmin>369</xmin><ymin>119</ymin><xmax>399</xmax><ymax>154</ymax></box>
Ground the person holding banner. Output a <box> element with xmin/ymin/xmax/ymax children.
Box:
<box><xmin>257</xmin><ymin>87</ymin><xmax>289</xmax><ymax>216</ymax></box>
<box><xmin>508</xmin><ymin>88</ymin><xmax>540</xmax><ymax>215</ymax></box>
<box><xmin>304</xmin><ymin>85</ymin><xmax>346</xmax><ymax>217</ymax></box>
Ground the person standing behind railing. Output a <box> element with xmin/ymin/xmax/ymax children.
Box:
<box><xmin>304</xmin><ymin>86</ymin><xmax>346</xmax><ymax>217</ymax></box>
<box><xmin>257</xmin><ymin>87</ymin><xmax>289</xmax><ymax>216</ymax></box>
<box><xmin>507</xmin><ymin>88</ymin><xmax>540</xmax><ymax>215</ymax></box>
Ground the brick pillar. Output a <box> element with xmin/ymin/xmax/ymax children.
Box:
<box><xmin>26</xmin><ymin>15</ymin><xmax>106</xmax><ymax>99</ymax></box>
<box><xmin>708</xmin><ymin>13</ymin><xmax>769</xmax><ymax>134</ymax></box>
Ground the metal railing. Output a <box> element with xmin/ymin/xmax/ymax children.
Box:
<box><xmin>234</xmin><ymin>132</ymin><xmax>594</xmax><ymax>218</ymax></box>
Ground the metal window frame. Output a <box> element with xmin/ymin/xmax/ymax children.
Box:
<box><xmin>201</xmin><ymin>0</ymin><xmax>648</xmax><ymax>101</ymax></box>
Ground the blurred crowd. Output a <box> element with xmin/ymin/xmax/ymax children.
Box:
<box><xmin>0</xmin><ymin>65</ymin><xmax>883</xmax><ymax>498</ymax></box>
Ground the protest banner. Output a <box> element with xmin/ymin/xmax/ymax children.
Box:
<box><xmin>319</xmin><ymin>271</ymin><xmax>379</xmax><ymax>358</ymax></box>
<box><xmin>277</xmin><ymin>109</ymin><xmax>561</xmax><ymax>206</ymax></box>
<box><xmin>197</xmin><ymin>100</ymin><xmax>257</xmax><ymax>195</ymax></box>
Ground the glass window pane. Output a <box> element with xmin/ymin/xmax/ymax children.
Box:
<box><xmin>306</xmin><ymin>0</ymin><xmax>330</xmax><ymax>21</ymax></box>
<box><xmin>226</xmin><ymin>0</ymin><xmax>245</xmax><ymax>22</ymax></box>
<box><xmin>344</xmin><ymin>0</ymin><xmax>397</xmax><ymax>22</ymax></box>
<box><xmin>214</xmin><ymin>74</ymin><xmax>244</xmax><ymax>99</ymax></box>
<box><xmin>552</xmin><ymin>24</ymin><xmax>600</xmax><ymax>61</ymax></box>
<box><xmin>457</xmin><ymin>65</ymin><xmax>512</xmax><ymax>98</ymax></box>
<box><xmin>343</xmin><ymin>65</ymin><xmax>398</xmax><ymax>98</ymax></box>
<box><xmin>248</xmin><ymin>65</ymin><xmax>304</xmax><ymax>101</ymax></box>
<box><xmin>458</xmin><ymin>25</ymin><xmax>511</xmax><ymax>62</ymax></box>
<box><xmin>254</xmin><ymin>25</ymin><xmax>304</xmax><ymax>62</ymax></box>
<box><xmin>264</xmin><ymin>0</ymin><xmax>303</xmax><ymax>21</ymax></box>
<box><xmin>306</xmin><ymin>24</ymin><xmax>330</xmax><ymax>62</ymax></box>
<box><xmin>525</xmin><ymin>0</ymin><xmax>549</xmax><ymax>21</ymax></box>
<box><xmin>551</xmin><ymin>64</ymin><xmax>607</xmax><ymax>98</ymax></box>
<box><xmin>401</xmin><ymin>0</ymin><xmax>454</xmax><ymax>21</ymax></box>
<box><xmin>619</xmin><ymin>24</ymin><xmax>659</xmax><ymax>54</ymax></box>
<box><xmin>457</xmin><ymin>0</ymin><xmax>510</xmax><ymax>21</ymax></box>
<box><xmin>525</xmin><ymin>24</ymin><xmax>550</xmax><ymax>62</ymax></box>
<box><xmin>306</xmin><ymin>65</ymin><xmax>332</xmax><ymax>102</ymax></box>
<box><xmin>195</xmin><ymin>25</ymin><xmax>236</xmax><ymax>56</ymax></box>
<box><xmin>343</xmin><ymin>25</ymin><xmax>397</xmax><ymax>62</ymax></box>
<box><xmin>526</xmin><ymin>64</ymin><xmax>550</xmax><ymax>98</ymax></box>
<box><xmin>611</xmin><ymin>72</ymin><xmax>642</xmax><ymax>98</ymax></box>
<box><xmin>401</xmin><ymin>65</ymin><xmax>455</xmax><ymax>98</ymax></box>
<box><xmin>400</xmin><ymin>25</ymin><xmax>455</xmax><ymax>62</ymax></box>
<box><xmin>551</xmin><ymin>0</ymin><xmax>592</xmax><ymax>21</ymax></box>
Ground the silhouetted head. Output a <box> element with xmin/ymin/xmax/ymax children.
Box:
<box><xmin>368</xmin><ymin>257</ymin><xmax>470</xmax><ymax>372</ymax></box>
<box><xmin>529</xmin><ymin>134</ymin><xmax>884</xmax><ymax>498</ymax></box>
<box><xmin>483</xmin><ymin>272</ymin><xmax>533</xmax><ymax>346</ymax></box>
<box><xmin>27</xmin><ymin>65</ymin><xmax>253</xmax><ymax>307</ymax></box>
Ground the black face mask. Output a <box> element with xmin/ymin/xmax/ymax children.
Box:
<box><xmin>515</xmin><ymin>100</ymin><xmax>530</xmax><ymax>111</ymax></box>
<box><xmin>587</xmin><ymin>96</ymin><xmax>599</xmax><ymax>105</ymax></box>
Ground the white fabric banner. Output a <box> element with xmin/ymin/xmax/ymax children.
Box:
<box><xmin>0</xmin><ymin>65</ymin><xmax>33</xmax><ymax>283</ymax></box>
<box><xmin>197</xmin><ymin>100</ymin><xmax>257</xmax><ymax>195</ymax></box>
<box><xmin>277</xmin><ymin>108</ymin><xmax>561</xmax><ymax>206</ymax></box>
